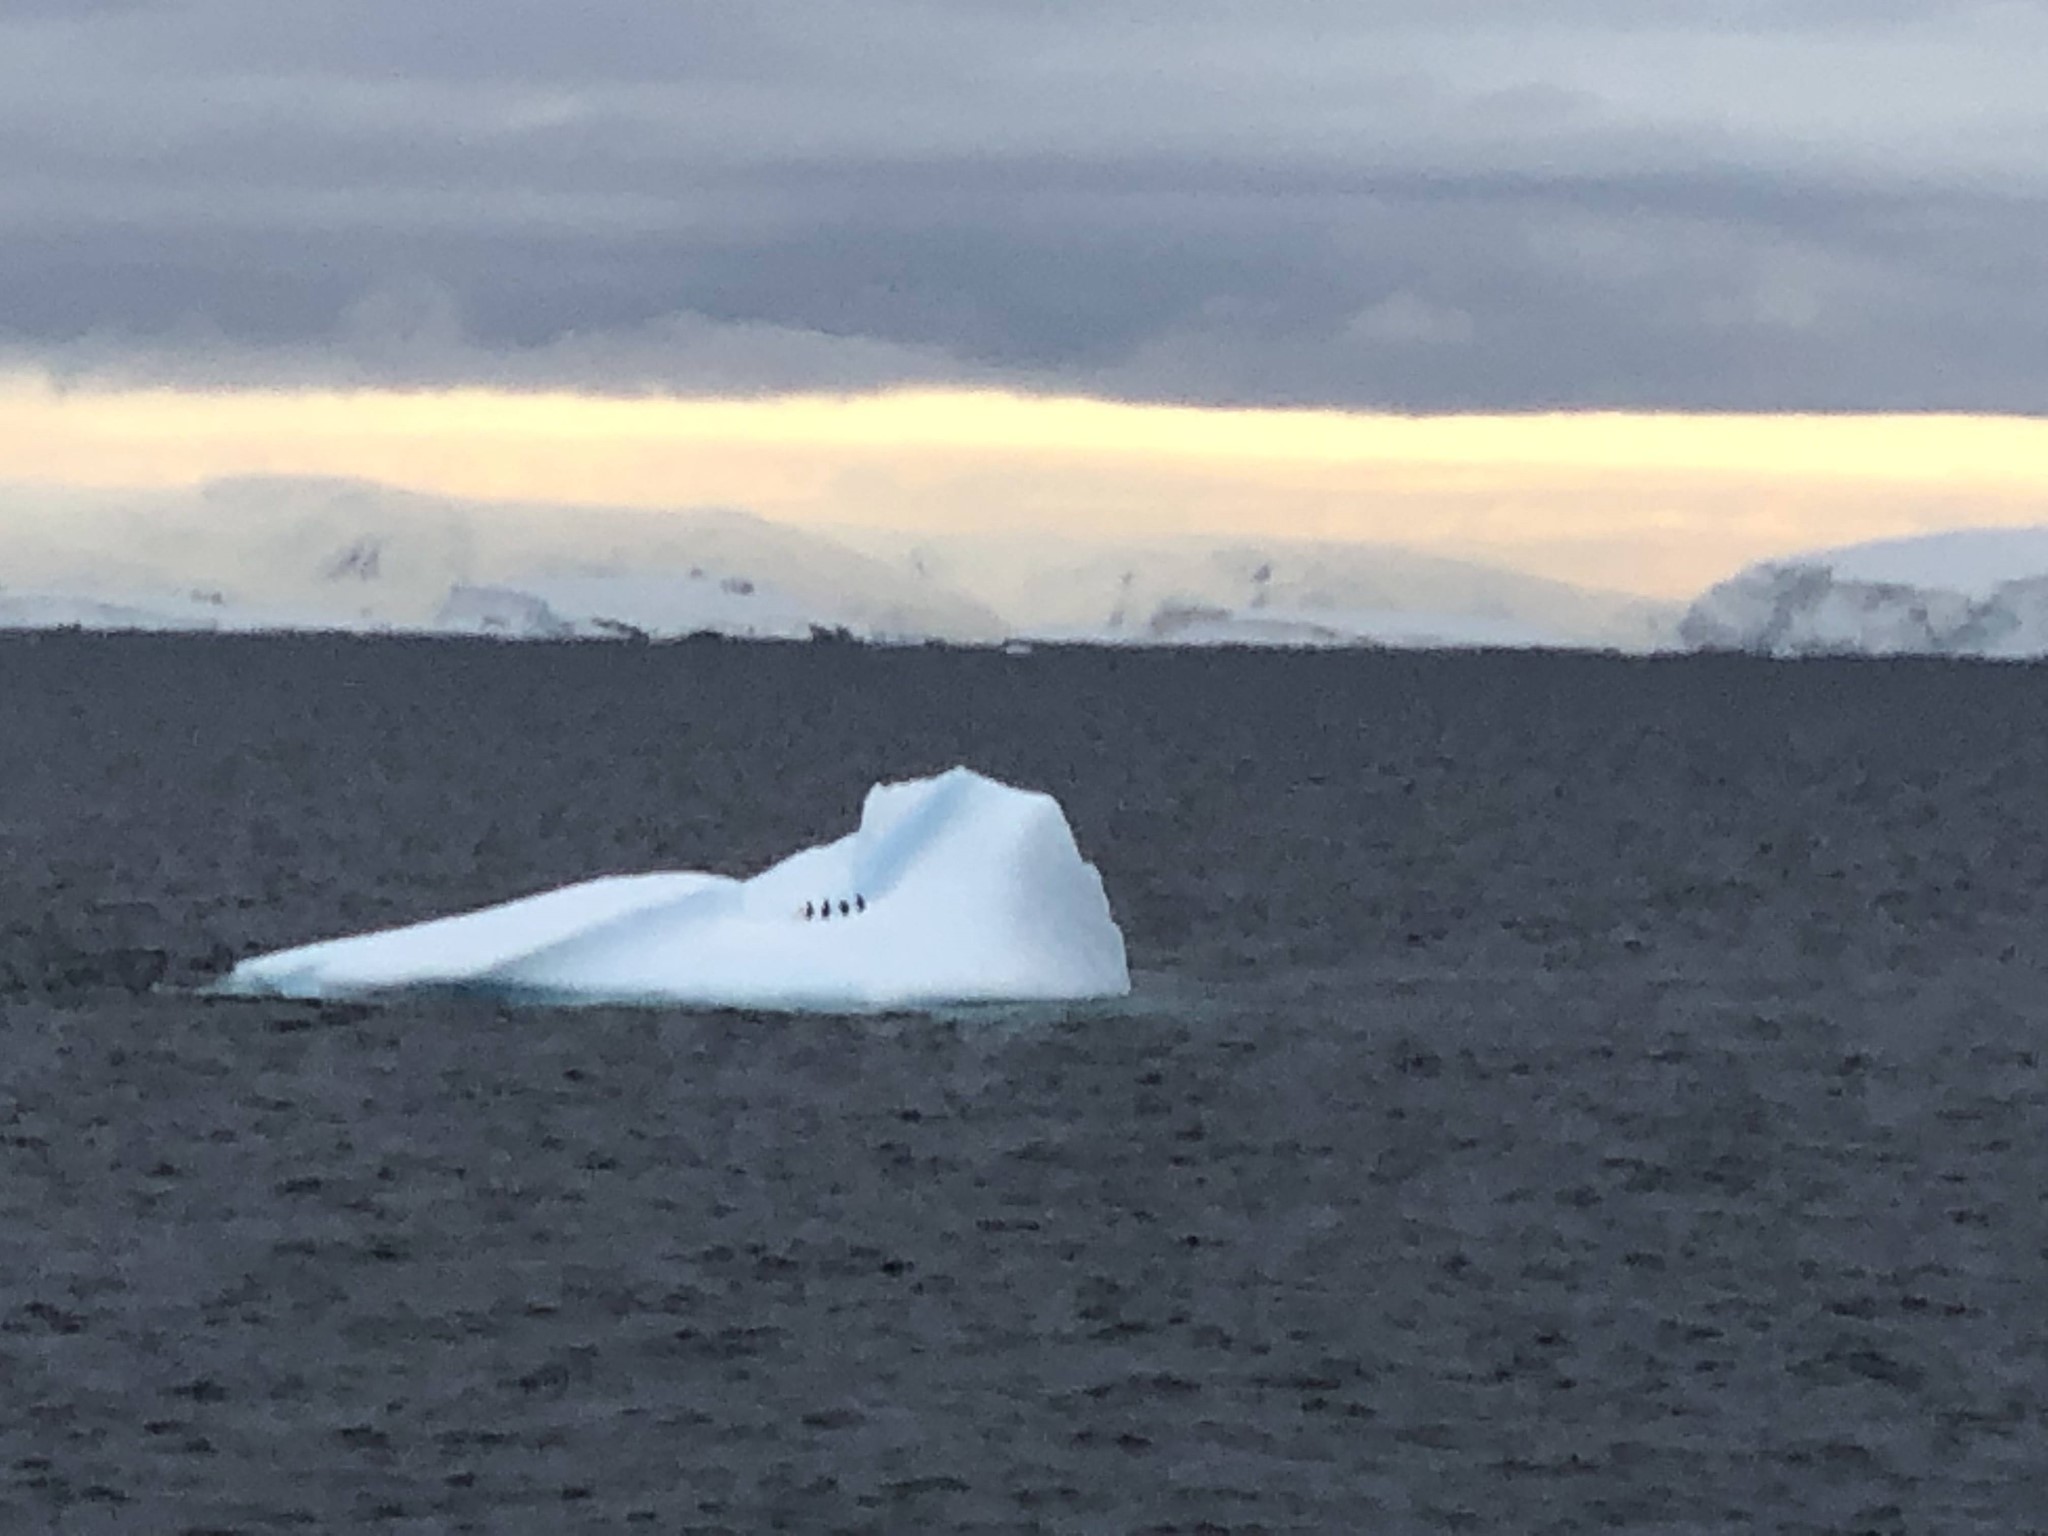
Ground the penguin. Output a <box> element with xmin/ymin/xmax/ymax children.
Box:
<box><xmin>838</xmin><ymin>899</ymin><xmax>850</xmax><ymax>917</ymax></box>
<box><xmin>818</xmin><ymin>899</ymin><xmax>831</xmax><ymax>920</ymax></box>
<box><xmin>802</xmin><ymin>901</ymin><xmax>814</xmax><ymax>920</ymax></box>
<box><xmin>855</xmin><ymin>894</ymin><xmax>866</xmax><ymax>913</ymax></box>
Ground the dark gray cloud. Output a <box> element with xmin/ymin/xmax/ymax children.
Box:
<box><xmin>2</xmin><ymin>0</ymin><xmax>2045</xmax><ymax>410</ymax></box>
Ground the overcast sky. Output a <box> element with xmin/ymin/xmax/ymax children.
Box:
<box><xmin>4</xmin><ymin>0</ymin><xmax>2046</xmax><ymax>413</ymax></box>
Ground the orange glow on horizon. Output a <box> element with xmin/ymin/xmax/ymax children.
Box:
<box><xmin>3</xmin><ymin>374</ymin><xmax>2045</xmax><ymax>598</ymax></box>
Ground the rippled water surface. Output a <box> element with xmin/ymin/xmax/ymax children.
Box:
<box><xmin>3</xmin><ymin>633</ymin><xmax>2046</xmax><ymax>1532</ymax></box>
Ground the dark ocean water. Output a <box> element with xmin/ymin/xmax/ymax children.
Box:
<box><xmin>3</xmin><ymin>632</ymin><xmax>2047</xmax><ymax>1533</ymax></box>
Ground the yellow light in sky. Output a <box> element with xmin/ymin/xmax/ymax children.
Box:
<box><xmin>2</xmin><ymin>374</ymin><xmax>2045</xmax><ymax>597</ymax></box>
<box><xmin>13</xmin><ymin>378</ymin><xmax>2046</xmax><ymax>480</ymax></box>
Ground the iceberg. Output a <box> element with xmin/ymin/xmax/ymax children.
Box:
<box><xmin>1679</xmin><ymin>526</ymin><xmax>2048</xmax><ymax>658</ymax></box>
<box><xmin>219</xmin><ymin>768</ymin><xmax>1130</xmax><ymax>1010</ymax></box>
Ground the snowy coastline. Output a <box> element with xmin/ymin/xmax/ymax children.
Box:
<box><xmin>9</xmin><ymin>476</ymin><xmax>2048</xmax><ymax>658</ymax></box>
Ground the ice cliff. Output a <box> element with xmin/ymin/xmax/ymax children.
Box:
<box><xmin>1681</xmin><ymin>528</ymin><xmax>2048</xmax><ymax>658</ymax></box>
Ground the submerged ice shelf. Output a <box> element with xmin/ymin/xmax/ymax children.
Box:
<box><xmin>220</xmin><ymin>767</ymin><xmax>1130</xmax><ymax>1010</ymax></box>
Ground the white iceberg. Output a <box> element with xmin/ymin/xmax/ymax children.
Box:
<box><xmin>219</xmin><ymin>767</ymin><xmax>1130</xmax><ymax>1010</ymax></box>
<box><xmin>1679</xmin><ymin>526</ymin><xmax>2048</xmax><ymax>658</ymax></box>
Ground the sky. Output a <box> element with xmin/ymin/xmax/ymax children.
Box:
<box><xmin>4</xmin><ymin>0</ymin><xmax>2047</xmax><ymax>596</ymax></box>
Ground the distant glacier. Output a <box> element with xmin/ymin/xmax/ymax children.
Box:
<box><xmin>0</xmin><ymin>474</ymin><xmax>1682</xmax><ymax>653</ymax></box>
<box><xmin>1681</xmin><ymin>528</ymin><xmax>2048</xmax><ymax>659</ymax></box>
<box><xmin>11</xmin><ymin>474</ymin><xmax>2048</xmax><ymax>659</ymax></box>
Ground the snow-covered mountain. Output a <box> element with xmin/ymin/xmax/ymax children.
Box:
<box><xmin>1681</xmin><ymin>527</ymin><xmax>2048</xmax><ymax>658</ymax></box>
<box><xmin>0</xmin><ymin>477</ymin><xmax>1005</xmax><ymax>642</ymax></box>
<box><xmin>436</xmin><ymin>571</ymin><xmax>865</xmax><ymax>642</ymax></box>
<box><xmin>0</xmin><ymin>474</ymin><xmax>1687</xmax><ymax>651</ymax></box>
<box><xmin>0</xmin><ymin>479</ymin><xmax>474</xmax><ymax>626</ymax></box>
<box><xmin>1134</xmin><ymin>602</ymin><xmax>1575</xmax><ymax>650</ymax></box>
<box><xmin>836</xmin><ymin>528</ymin><xmax>1680</xmax><ymax>651</ymax></box>
<box><xmin>0</xmin><ymin>589</ymin><xmax>265</xmax><ymax>633</ymax></box>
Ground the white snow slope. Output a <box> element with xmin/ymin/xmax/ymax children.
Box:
<box><xmin>435</xmin><ymin>571</ymin><xmax>858</xmax><ymax>643</ymax></box>
<box><xmin>0</xmin><ymin>478</ymin><xmax>1005</xmax><ymax>642</ymax></box>
<box><xmin>1</xmin><ymin>474</ymin><xmax>1685</xmax><ymax>651</ymax></box>
<box><xmin>220</xmin><ymin>767</ymin><xmax>1131</xmax><ymax>1011</ymax></box>
<box><xmin>1131</xmin><ymin>601</ymin><xmax>1570</xmax><ymax>650</ymax></box>
<box><xmin>1681</xmin><ymin>527</ymin><xmax>2048</xmax><ymax>658</ymax></box>
<box><xmin>0</xmin><ymin>590</ymin><xmax>247</xmax><ymax>633</ymax></box>
<box><xmin>836</xmin><ymin>528</ymin><xmax>1679</xmax><ymax>651</ymax></box>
